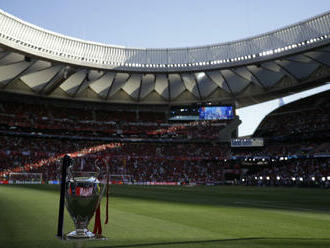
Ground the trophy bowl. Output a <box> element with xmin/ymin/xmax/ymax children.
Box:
<box><xmin>64</xmin><ymin>159</ymin><xmax>107</xmax><ymax>240</ymax></box>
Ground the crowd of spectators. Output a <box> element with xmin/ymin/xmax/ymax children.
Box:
<box><xmin>234</xmin><ymin>91</ymin><xmax>330</xmax><ymax>187</ymax></box>
<box><xmin>0</xmin><ymin>101</ymin><xmax>228</xmax><ymax>140</ymax></box>
<box><xmin>0</xmin><ymin>91</ymin><xmax>329</xmax><ymax>187</ymax></box>
<box><xmin>0</xmin><ymin>136</ymin><xmax>228</xmax><ymax>183</ymax></box>
<box><xmin>255</xmin><ymin>109</ymin><xmax>330</xmax><ymax>138</ymax></box>
<box><xmin>0</xmin><ymin>134</ymin><xmax>329</xmax><ymax>187</ymax></box>
<box><xmin>254</xmin><ymin>90</ymin><xmax>330</xmax><ymax>138</ymax></box>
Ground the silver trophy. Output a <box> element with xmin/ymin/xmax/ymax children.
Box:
<box><xmin>64</xmin><ymin>158</ymin><xmax>108</xmax><ymax>240</ymax></box>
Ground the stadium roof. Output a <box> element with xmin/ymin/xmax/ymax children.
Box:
<box><xmin>0</xmin><ymin>9</ymin><xmax>330</xmax><ymax>107</ymax></box>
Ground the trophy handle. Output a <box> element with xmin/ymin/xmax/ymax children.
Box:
<box><xmin>66</xmin><ymin>160</ymin><xmax>73</xmax><ymax>180</ymax></box>
<box><xmin>94</xmin><ymin>158</ymin><xmax>109</xmax><ymax>182</ymax></box>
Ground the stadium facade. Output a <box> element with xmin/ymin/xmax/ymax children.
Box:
<box><xmin>0</xmin><ymin>9</ymin><xmax>330</xmax><ymax>108</ymax></box>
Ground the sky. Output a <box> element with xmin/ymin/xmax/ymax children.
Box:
<box><xmin>1</xmin><ymin>0</ymin><xmax>330</xmax><ymax>136</ymax></box>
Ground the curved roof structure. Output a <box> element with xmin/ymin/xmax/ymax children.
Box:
<box><xmin>0</xmin><ymin>9</ymin><xmax>330</xmax><ymax>107</ymax></box>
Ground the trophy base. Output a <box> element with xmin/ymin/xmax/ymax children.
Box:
<box><xmin>64</xmin><ymin>229</ymin><xmax>107</xmax><ymax>240</ymax></box>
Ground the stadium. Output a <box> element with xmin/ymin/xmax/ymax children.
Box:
<box><xmin>0</xmin><ymin>2</ymin><xmax>330</xmax><ymax>248</ymax></box>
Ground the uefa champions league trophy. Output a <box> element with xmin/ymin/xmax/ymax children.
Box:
<box><xmin>63</xmin><ymin>157</ymin><xmax>109</xmax><ymax>240</ymax></box>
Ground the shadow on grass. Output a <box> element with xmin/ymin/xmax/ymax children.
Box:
<box><xmin>96</xmin><ymin>237</ymin><xmax>330</xmax><ymax>248</ymax></box>
<box><xmin>4</xmin><ymin>184</ymin><xmax>330</xmax><ymax>214</ymax></box>
<box><xmin>109</xmin><ymin>185</ymin><xmax>330</xmax><ymax>214</ymax></box>
<box><xmin>2</xmin><ymin>183</ymin><xmax>60</xmax><ymax>192</ymax></box>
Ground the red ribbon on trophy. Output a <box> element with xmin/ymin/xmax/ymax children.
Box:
<box><xmin>93</xmin><ymin>157</ymin><xmax>110</xmax><ymax>235</ymax></box>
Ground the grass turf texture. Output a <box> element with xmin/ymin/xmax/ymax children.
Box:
<box><xmin>1</xmin><ymin>185</ymin><xmax>330</xmax><ymax>248</ymax></box>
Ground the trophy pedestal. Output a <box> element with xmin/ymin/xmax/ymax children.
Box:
<box><xmin>64</xmin><ymin>229</ymin><xmax>107</xmax><ymax>240</ymax></box>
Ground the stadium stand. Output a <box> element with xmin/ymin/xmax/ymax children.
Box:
<box><xmin>0</xmin><ymin>95</ymin><xmax>236</xmax><ymax>186</ymax></box>
<box><xmin>254</xmin><ymin>90</ymin><xmax>330</xmax><ymax>139</ymax></box>
<box><xmin>0</xmin><ymin>91</ymin><xmax>329</xmax><ymax>187</ymax></box>
<box><xmin>0</xmin><ymin>136</ymin><xmax>228</xmax><ymax>184</ymax></box>
<box><xmin>0</xmin><ymin>9</ymin><xmax>329</xmax><ymax>188</ymax></box>
<box><xmin>232</xmin><ymin>90</ymin><xmax>330</xmax><ymax>186</ymax></box>
<box><xmin>0</xmin><ymin>101</ymin><xmax>231</xmax><ymax>140</ymax></box>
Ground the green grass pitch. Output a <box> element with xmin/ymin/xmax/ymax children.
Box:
<box><xmin>1</xmin><ymin>184</ymin><xmax>330</xmax><ymax>248</ymax></box>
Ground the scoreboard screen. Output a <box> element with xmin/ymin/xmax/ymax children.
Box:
<box><xmin>169</xmin><ymin>105</ymin><xmax>235</xmax><ymax>121</ymax></box>
<box><xmin>198</xmin><ymin>106</ymin><xmax>234</xmax><ymax>120</ymax></box>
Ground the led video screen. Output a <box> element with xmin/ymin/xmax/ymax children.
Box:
<box><xmin>198</xmin><ymin>106</ymin><xmax>234</xmax><ymax>120</ymax></box>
